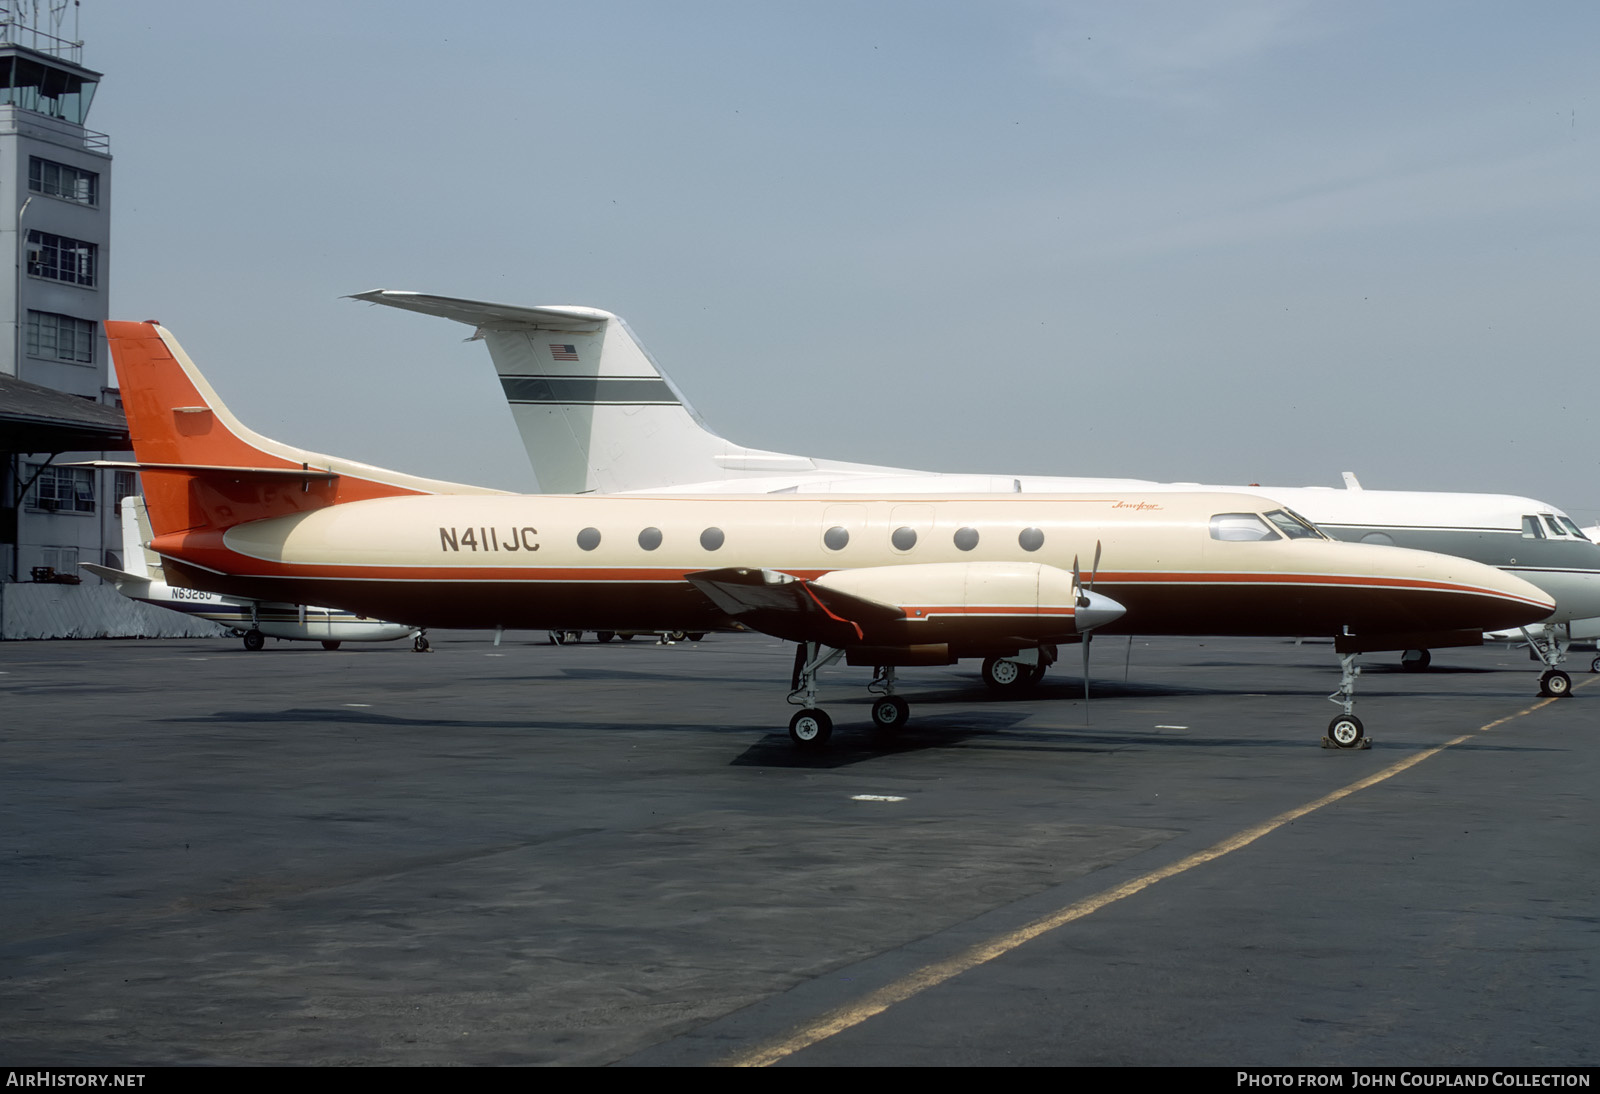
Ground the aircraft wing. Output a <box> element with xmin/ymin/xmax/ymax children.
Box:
<box><xmin>686</xmin><ymin>567</ymin><xmax>902</xmax><ymax>645</ymax></box>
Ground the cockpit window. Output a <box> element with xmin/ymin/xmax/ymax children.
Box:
<box><xmin>1521</xmin><ymin>516</ymin><xmax>1546</xmax><ymax>539</ymax></box>
<box><xmin>1264</xmin><ymin>508</ymin><xmax>1325</xmax><ymax>540</ymax></box>
<box><xmin>1210</xmin><ymin>513</ymin><xmax>1281</xmax><ymax>542</ymax></box>
<box><xmin>1544</xmin><ymin>515</ymin><xmax>1566</xmax><ymax>538</ymax></box>
<box><xmin>1559</xmin><ymin>517</ymin><xmax>1589</xmax><ymax>540</ymax></box>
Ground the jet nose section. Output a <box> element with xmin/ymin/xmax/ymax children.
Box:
<box><xmin>1076</xmin><ymin>589</ymin><xmax>1126</xmax><ymax>634</ymax></box>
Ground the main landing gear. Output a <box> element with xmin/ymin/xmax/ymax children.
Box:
<box><xmin>784</xmin><ymin>644</ymin><xmax>918</xmax><ymax>748</ymax></box>
<box><xmin>981</xmin><ymin>654</ymin><xmax>1044</xmax><ymax>691</ymax></box>
<box><xmin>242</xmin><ymin>629</ymin><xmax>265</xmax><ymax>652</ymax></box>
<box><xmin>1522</xmin><ymin>626</ymin><xmax>1574</xmax><ymax>698</ymax></box>
<box><xmin>1324</xmin><ymin>651</ymin><xmax>1371</xmax><ymax>750</ymax></box>
<box><xmin>787</xmin><ymin>641</ymin><xmax>847</xmax><ymax>747</ymax></box>
<box><xmin>412</xmin><ymin>630</ymin><xmax>431</xmax><ymax>653</ymax></box>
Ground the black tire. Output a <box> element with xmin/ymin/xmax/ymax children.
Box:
<box><xmin>1590</xmin><ymin>656</ymin><xmax>1600</xmax><ymax>674</ymax></box>
<box><xmin>871</xmin><ymin>695</ymin><xmax>910</xmax><ymax>730</ymax></box>
<box><xmin>788</xmin><ymin>708</ymin><xmax>833</xmax><ymax>747</ymax></box>
<box><xmin>1540</xmin><ymin>670</ymin><xmax>1573</xmax><ymax>698</ymax></box>
<box><xmin>686</xmin><ymin>632</ymin><xmax>706</xmax><ymax>642</ymax></box>
<box><xmin>320</xmin><ymin>640</ymin><xmax>341</xmax><ymax>651</ymax></box>
<box><xmin>1327</xmin><ymin>714</ymin><xmax>1364</xmax><ymax>748</ymax></box>
<box><xmin>618</xmin><ymin>633</ymin><xmax>635</xmax><ymax>642</ymax></box>
<box><xmin>596</xmin><ymin>631</ymin><xmax>615</xmax><ymax>643</ymax></box>
<box><xmin>668</xmin><ymin>631</ymin><xmax>687</xmax><ymax>642</ymax></box>
<box><xmin>1400</xmin><ymin>649</ymin><xmax>1431</xmax><ymax>672</ymax></box>
<box><xmin>413</xmin><ymin>635</ymin><xmax>431</xmax><ymax>653</ymax></box>
<box><xmin>242</xmin><ymin>630</ymin><xmax>265</xmax><ymax>652</ymax></box>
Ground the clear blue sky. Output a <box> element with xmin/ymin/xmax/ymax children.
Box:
<box><xmin>84</xmin><ymin>2</ymin><xmax>1600</xmax><ymax>517</ymax></box>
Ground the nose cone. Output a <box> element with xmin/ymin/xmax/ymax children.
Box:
<box><xmin>1077</xmin><ymin>589</ymin><xmax>1126</xmax><ymax>634</ymax></box>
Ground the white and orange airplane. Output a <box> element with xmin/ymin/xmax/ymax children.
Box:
<box><xmin>347</xmin><ymin>290</ymin><xmax>1600</xmax><ymax>696</ymax></box>
<box><xmin>98</xmin><ymin>319</ymin><xmax>1554</xmax><ymax>748</ymax></box>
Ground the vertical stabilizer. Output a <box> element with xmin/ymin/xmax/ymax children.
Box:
<box><xmin>104</xmin><ymin>321</ymin><xmax>506</xmax><ymax>540</ymax></box>
<box><xmin>119</xmin><ymin>495</ymin><xmax>160</xmax><ymax>579</ymax></box>
<box><xmin>350</xmin><ymin>290</ymin><xmax>914</xmax><ymax>493</ymax></box>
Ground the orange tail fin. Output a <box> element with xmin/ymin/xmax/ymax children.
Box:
<box><xmin>105</xmin><ymin>320</ymin><xmax>504</xmax><ymax>539</ymax></box>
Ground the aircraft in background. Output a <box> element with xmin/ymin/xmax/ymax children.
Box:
<box><xmin>347</xmin><ymin>290</ymin><xmax>1600</xmax><ymax>696</ymax></box>
<box><xmin>82</xmin><ymin>496</ymin><xmax>429</xmax><ymax>652</ymax></box>
<box><xmin>100</xmin><ymin>318</ymin><xmax>1554</xmax><ymax>748</ymax></box>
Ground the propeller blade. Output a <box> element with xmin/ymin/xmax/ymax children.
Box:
<box><xmin>1089</xmin><ymin>539</ymin><xmax>1102</xmax><ymax>590</ymax></box>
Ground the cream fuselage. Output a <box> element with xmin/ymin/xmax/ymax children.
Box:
<box><xmin>153</xmin><ymin>490</ymin><xmax>1555</xmax><ymax>647</ymax></box>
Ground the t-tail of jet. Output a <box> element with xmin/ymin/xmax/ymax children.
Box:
<box><xmin>349</xmin><ymin>290</ymin><xmax>920</xmax><ymax>493</ymax></box>
<box><xmin>99</xmin><ymin>321</ymin><xmax>506</xmax><ymax>545</ymax></box>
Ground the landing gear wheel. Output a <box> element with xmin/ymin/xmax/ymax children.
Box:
<box><xmin>1327</xmin><ymin>714</ymin><xmax>1365</xmax><ymax>748</ymax></box>
<box><xmin>788</xmin><ymin>708</ymin><xmax>833</xmax><ymax>747</ymax></box>
<box><xmin>1590</xmin><ymin>656</ymin><xmax>1600</xmax><ymax>674</ymax></box>
<box><xmin>596</xmin><ymin>631</ymin><xmax>615</xmax><ymax>643</ymax></box>
<box><xmin>320</xmin><ymin>640</ymin><xmax>341</xmax><ymax>651</ymax></box>
<box><xmin>1540</xmin><ymin>669</ymin><xmax>1572</xmax><ymax>697</ymax></box>
<box><xmin>413</xmin><ymin>635</ymin><xmax>431</xmax><ymax>653</ymax></box>
<box><xmin>1400</xmin><ymin>649</ymin><xmax>1431</xmax><ymax>672</ymax></box>
<box><xmin>668</xmin><ymin>631</ymin><xmax>687</xmax><ymax>642</ymax></box>
<box><xmin>618</xmin><ymin>633</ymin><xmax>635</xmax><ymax>642</ymax></box>
<box><xmin>870</xmin><ymin>695</ymin><xmax>910</xmax><ymax>731</ymax></box>
<box><xmin>982</xmin><ymin>656</ymin><xmax>1035</xmax><ymax>690</ymax></box>
<box><xmin>686</xmin><ymin>632</ymin><xmax>705</xmax><ymax>642</ymax></box>
<box><xmin>242</xmin><ymin>630</ymin><xmax>265</xmax><ymax>652</ymax></box>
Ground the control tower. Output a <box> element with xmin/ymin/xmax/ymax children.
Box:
<box><xmin>0</xmin><ymin>3</ymin><xmax>127</xmax><ymax>591</ymax></box>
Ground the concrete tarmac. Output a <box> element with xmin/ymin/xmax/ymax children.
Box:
<box><xmin>0</xmin><ymin>632</ymin><xmax>1593</xmax><ymax>1066</ymax></box>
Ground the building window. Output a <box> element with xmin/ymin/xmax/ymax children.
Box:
<box><xmin>113</xmin><ymin>471</ymin><xmax>138</xmax><ymax>509</ymax></box>
<box><xmin>29</xmin><ymin>157</ymin><xmax>98</xmax><ymax>205</ymax></box>
<box><xmin>27</xmin><ymin>464</ymin><xmax>95</xmax><ymax>513</ymax></box>
<box><xmin>39</xmin><ymin>545</ymin><xmax>80</xmax><ymax>572</ymax></box>
<box><xmin>26</xmin><ymin>310</ymin><xmax>96</xmax><ymax>364</ymax></box>
<box><xmin>26</xmin><ymin>230</ymin><xmax>97</xmax><ymax>287</ymax></box>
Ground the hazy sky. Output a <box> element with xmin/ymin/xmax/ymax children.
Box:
<box><xmin>81</xmin><ymin>2</ymin><xmax>1600</xmax><ymax>517</ymax></box>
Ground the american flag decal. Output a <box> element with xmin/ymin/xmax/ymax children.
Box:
<box><xmin>549</xmin><ymin>344</ymin><xmax>579</xmax><ymax>361</ymax></box>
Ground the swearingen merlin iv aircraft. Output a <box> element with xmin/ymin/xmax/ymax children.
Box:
<box><xmin>100</xmin><ymin>319</ymin><xmax>1553</xmax><ymax>749</ymax></box>
<box><xmin>82</xmin><ymin>496</ymin><xmax>427</xmax><ymax>652</ymax></box>
<box><xmin>347</xmin><ymin>290</ymin><xmax>1600</xmax><ymax>698</ymax></box>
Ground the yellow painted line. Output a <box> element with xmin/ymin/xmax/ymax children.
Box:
<box><xmin>724</xmin><ymin>684</ymin><xmax>1585</xmax><ymax>1067</ymax></box>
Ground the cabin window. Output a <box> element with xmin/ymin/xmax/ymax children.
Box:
<box><xmin>576</xmin><ymin>527</ymin><xmax>602</xmax><ymax>550</ymax></box>
<box><xmin>891</xmin><ymin>527</ymin><xmax>917</xmax><ymax>551</ymax></box>
<box><xmin>1521</xmin><ymin>516</ymin><xmax>1545</xmax><ymax>539</ymax></box>
<box><xmin>1209</xmin><ymin>513</ymin><xmax>1280</xmax><ymax>542</ymax></box>
<box><xmin>700</xmin><ymin>527</ymin><xmax>725</xmax><ymax>551</ymax></box>
<box><xmin>1018</xmin><ymin>527</ymin><xmax>1045</xmax><ymax>552</ymax></box>
<box><xmin>638</xmin><ymin>527</ymin><xmax>662</xmax><ymax>551</ymax></box>
<box><xmin>953</xmin><ymin>527</ymin><xmax>979</xmax><ymax>551</ymax></box>
<box><xmin>824</xmin><ymin>526</ymin><xmax>849</xmax><ymax>550</ymax></box>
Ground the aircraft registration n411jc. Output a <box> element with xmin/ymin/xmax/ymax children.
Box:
<box><xmin>97</xmin><ymin>319</ymin><xmax>1554</xmax><ymax>749</ymax></box>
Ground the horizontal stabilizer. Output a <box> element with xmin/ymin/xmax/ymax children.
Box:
<box><xmin>347</xmin><ymin>290</ymin><xmax>609</xmax><ymax>333</ymax></box>
<box><xmin>68</xmin><ymin>460</ymin><xmax>339</xmax><ymax>481</ymax></box>
<box><xmin>81</xmin><ymin>562</ymin><xmax>146</xmax><ymax>585</ymax></box>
